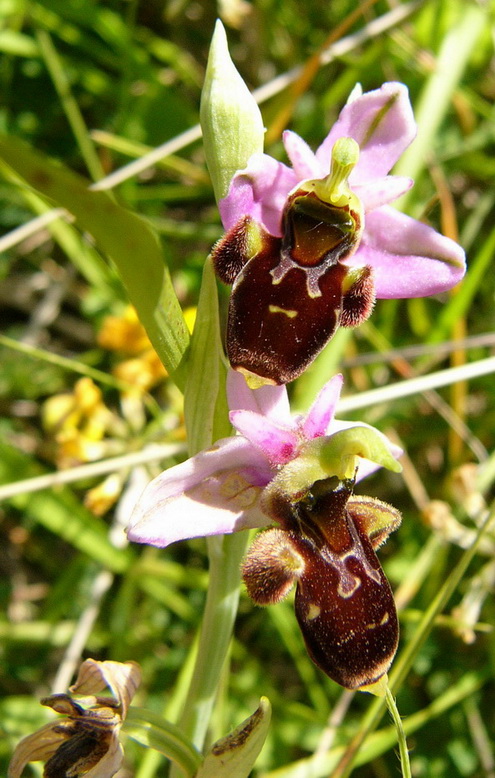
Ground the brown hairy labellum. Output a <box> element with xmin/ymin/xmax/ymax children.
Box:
<box><xmin>212</xmin><ymin>184</ymin><xmax>373</xmax><ymax>385</ymax></box>
<box><xmin>244</xmin><ymin>478</ymin><xmax>401</xmax><ymax>689</ymax></box>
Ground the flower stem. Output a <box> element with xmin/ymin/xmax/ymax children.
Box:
<box><xmin>169</xmin><ymin>531</ymin><xmax>249</xmax><ymax>777</ymax></box>
<box><xmin>385</xmin><ymin>686</ymin><xmax>411</xmax><ymax>778</ymax></box>
<box><xmin>166</xmin><ymin>242</ymin><xmax>247</xmax><ymax>777</ymax></box>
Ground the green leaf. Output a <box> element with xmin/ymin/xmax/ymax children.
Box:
<box><xmin>196</xmin><ymin>698</ymin><xmax>271</xmax><ymax>778</ymax></box>
<box><xmin>0</xmin><ymin>135</ymin><xmax>190</xmax><ymax>389</ymax></box>
<box><xmin>394</xmin><ymin>3</ymin><xmax>486</xmax><ymax>211</ymax></box>
<box><xmin>124</xmin><ymin>707</ymin><xmax>202</xmax><ymax>778</ymax></box>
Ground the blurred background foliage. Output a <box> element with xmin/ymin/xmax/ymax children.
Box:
<box><xmin>1</xmin><ymin>0</ymin><xmax>495</xmax><ymax>776</ymax></box>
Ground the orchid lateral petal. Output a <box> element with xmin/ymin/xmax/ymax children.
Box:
<box><xmin>316</xmin><ymin>82</ymin><xmax>416</xmax><ymax>180</ymax></box>
<box><xmin>301</xmin><ymin>374</ymin><xmax>344</xmax><ymax>439</ymax></box>
<box><xmin>230</xmin><ymin>410</ymin><xmax>299</xmax><ymax>465</ymax></box>
<box><xmin>219</xmin><ymin>153</ymin><xmax>297</xmax><ymax>234</ymax></box>
<box><xmin>70</xmin><ymin>659</ymin><xmax>141</xmax><ymax>719</ymax></box>
<box><xmin>349</xmin><ymin>206</ymin><xmax>466</xmax><ymax>298</ymax></box>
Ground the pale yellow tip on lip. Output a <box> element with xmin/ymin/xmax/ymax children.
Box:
<box><xmin>358</xmin><ymin>673</ymin><xmax>389</xmax><ymax>697</ymax></box>
<box><xmin>238</xmin><ymin>367</ymin><xmax>277</xmax><ymax>389</ymax></box>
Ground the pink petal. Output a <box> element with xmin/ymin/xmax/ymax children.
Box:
<box><xmin>227</xmin><ymin>369</ymin><xmax>291</xmax><ymax>423</ymax></box>
<box><xmin>316</xmin><ymin>82</ymin><xmax>416</xmax><ymax>181</ymax></box>
<box><xmin>230</xmin><ymin>410</ymin><xmax>299</xmax><ymax>465</ymax></box>
<box><xmin>127</xmin><ymin>437</ymin><xmax>272</xmax><ymax>547</ymax></box>
<box><xmin>301</xmin><ymin>374</ymin><xmax>343</xmax><ymax>439</ymax></box>
<box><xmin>347</xmin><ymin>206</ymin><xmax>466</xmax><ymax>298</ymax></box>
<box><xmin>219</xmin><ymin>152</ymin><xmax>298</xmax><ymax>236</ymax></box>
<box><xmin>354</xmin><ymin>176</ymin><xmax>413</xmax><ymax>212</ymax></box>
<box><xmin>128</xmin><ymin>478</ymin><xmax>270</xmax><ymax>548</ymax></box>
<box><xmin>283</xmin><ymin>130</ymin><xmax>322</xmax><ymax>179</ymax></box>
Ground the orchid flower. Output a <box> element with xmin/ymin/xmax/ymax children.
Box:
<box><xmin>128</xmin><ymin>371</ymin><xmax>400</xmax><ymax>549</ymax></box>
<box><xmin>129</xmin><ymin>372</ymin><xmax>403</xmax><ymax>688</ymax></box>
<box><xmin>210</xmin><ymin>82</ymin><xmax>466</xmax><ymax>385</ymax></box>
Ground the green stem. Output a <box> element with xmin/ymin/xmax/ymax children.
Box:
<box><xmin>393</xmin><ymin>2</ymin><xmax>485</xmax><ymax>212</ymax></box>
<box><xmin>385</xmin><ymin>687</ymin><xmax>411</xmax><ymax>778</ymax></box>
<box><xmin>169</xmin><ymin>257</ymin><xmax>249</xmax><ymax>775</ymax></box>
<box><xmin>169</xmin><ymin>531</ymin><xmax>249</xmax><ymax>777</ymax></box>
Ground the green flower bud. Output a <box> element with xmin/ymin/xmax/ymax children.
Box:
<box><xmin>200</xmin><ymin>20</ymin><xmax>265</xmax><ymax>203</ymax></box>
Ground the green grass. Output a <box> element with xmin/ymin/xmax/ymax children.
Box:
<box><xmin>1</xmin><ymin>0</ymin><xmax>495</xmax><ymax>776</ymax></box>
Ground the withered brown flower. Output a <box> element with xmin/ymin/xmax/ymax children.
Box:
<box><xmin>8</xmin><ymin>659</ymin><xmax>141</xmax><ymax>778</ymax></box>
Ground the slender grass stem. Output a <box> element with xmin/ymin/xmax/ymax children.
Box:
<box><xmin>385</xmin><ymin>686</ymin><xmax>411</xmax><ymax>778</ymax></box>
<box><xmin>36</xmin><ymin>30</ymin><xmax>105</xmax><ymax>182</ymax></box>
<box><xmin>169</xmin><ymin>532</ymin><xmax>249</xmax><ymax>777</ymax></box>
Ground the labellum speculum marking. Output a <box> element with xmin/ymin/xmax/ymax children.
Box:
<box><xmin>242</xmin><ymin>478</ymin><xmax>401</xmax><ymax>689</ymax></box>
<box><xmin>213</xmin><ymin>138</ymin><xmax>376</xmax><ymax>386</ymax></box>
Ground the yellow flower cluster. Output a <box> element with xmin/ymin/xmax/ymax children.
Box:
<box><xmin>41</xmin><ymin>306</ymin><xmax>189</xmax><ymax>515</ymax></box>
<box><xmin>97</xmin><ymin>305</ymin><xmax>168</xmax><ymax>393</ymax></box>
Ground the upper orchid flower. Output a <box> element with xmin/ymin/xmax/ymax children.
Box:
<box><xmin>211</xmin><ymin>82</ymin><xmax>466</xmax><ymax>386</ymax></box>
<box><xmin>128</xmin><ymin>371</ymin><xmax>400</xmax><ymax>549</ymax></box>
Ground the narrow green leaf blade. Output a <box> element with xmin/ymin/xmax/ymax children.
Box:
<box><xmin>0</xmin><ymin>135</ymin><xmax>190</xmax><ymax>388</ymax></box>
<box><xmin>124</xmin><ymin>707</ymin><xmax>202</xmax><ymax>778</ymax></box>
<box><xmin>183</xmin><ymin>256</ymin><xmax>230</xmax><ymax>454</ymax></box>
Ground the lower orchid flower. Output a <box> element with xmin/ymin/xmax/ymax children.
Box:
<box><xmin>128</xmin><ymin>372</ymin><xmax>403</xmax><ymax>688</ymax></box>
<box><xmin>243</xmin><ymin>474</ymin><xmax>401</xmax><ymax>689</ymax></box>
